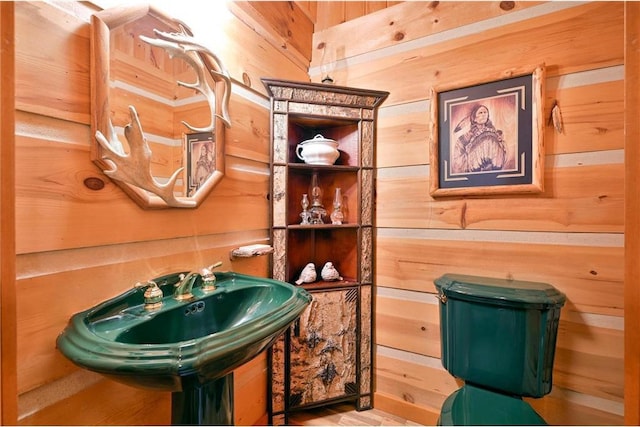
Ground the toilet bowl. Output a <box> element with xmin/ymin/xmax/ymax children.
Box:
<box><xmin>434</xmin><ymin>274</ymin><xmax>566</xmax><ymax>426</ymax></box>
<box><xmin>438</xmin><ymin>384</ymin><xmax>546</xmax><ymax>426</ymax></box>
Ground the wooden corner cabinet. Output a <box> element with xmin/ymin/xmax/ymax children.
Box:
<box><xmin>262</xmin><ymin>78</ymin><xmax>388</xmax><ymax>425</ymax></box>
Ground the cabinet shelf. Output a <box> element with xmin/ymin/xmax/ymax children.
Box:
<box><xmin>287</xmin><ymin>117</ymin><xmax>360</xmax><ymax>167</ymax></box>
<box><xmin>285</xmin><ymin>224</ymin><xmax>359</xmax><ymax>230</ymax></box>
<box><xmin>286</xmin><ymin>227</ymin><xmax>359</xmax><ymax>285</ymax></box>
<box><xmin>285</xmin><ymin>168</ymin><xmax>359</xmax><ymax>226</ymax></box>
<box><xmin>286</xmin><ymin>163</ymin><xmax>361</xmax><ymax>172</ymax></box>
<box><xmin>297</xmin><ymin>279</ymin><xmax>360</xmax><ymax>291</ymax></box>
<box><xmin>263</xmin><ymin>77</ymin><xmax>388</xmax><ymax>426</ymax></box>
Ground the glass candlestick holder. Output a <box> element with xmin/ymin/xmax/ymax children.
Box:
<box><xmin>309</xmin><ymin>172</ymin><xmax>326</xmax><ymax>224</ymax></box>
<box><xmin>310</xmin><ymin>173</ymin><xmax>322</xmax><ymax>207</ymax></box>
<box><xmin>300</xmin><ymin>193</ymin><xmax>310</xmax><ymax>225</ymax></box>
<box><xmin>330</xmin><ymin>187</ymin><xmax>344</xmax><ymax>225</ymax></box>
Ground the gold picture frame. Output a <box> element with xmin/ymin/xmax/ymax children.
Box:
<box><xmin>429</xmin><ymin>65</ymin><xmax>545</xmax><ymax>197</ymax></box>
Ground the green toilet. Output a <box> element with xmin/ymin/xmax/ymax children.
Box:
<box><xmin>434</xmin><ymin>274</ymin><xmax>566</xmax><ymax>426</ymax></box>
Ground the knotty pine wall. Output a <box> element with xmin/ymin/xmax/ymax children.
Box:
<box><xmin>309</xmin><ymin>1</ymin><xmax>402</xmax><ymax>31</ymax></box>
<box><xmin>12</xmin><ymin>1</ymin><xmax>311</xmax><ymax>425</ymax></box>
<box><xmin>311</xmin><ymin>1</ymin><xmax>624</xmax><ymax>425</ymax></box>
<box><xmin>9</xmin><ymin>1</ymin><xmax>631</xmax><ymax>425</ymax></box>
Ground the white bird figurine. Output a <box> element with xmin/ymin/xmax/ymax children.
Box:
<box><xmin>295</xmin><ymin>262</ymin><xmax>316</xmax><ymax>285</ymax></box>
<box><xmin>321</xmin><ymin>262</ymin><xmax>343</xmax><ymax>282</ymax></box>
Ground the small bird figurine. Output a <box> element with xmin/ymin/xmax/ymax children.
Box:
<box><xmin>295</xmin><ymin>262</ymin><xmax>317</xmax><ymax>285</ymax></box>
<box><xmin>321</xmin><ymin>262</ymin><xmax>343</xmax><ymax>282</ymax></box>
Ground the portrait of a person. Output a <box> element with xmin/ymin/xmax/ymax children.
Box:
<box><xmin>191</xmin><ymin>142</ymin><xmax>215</xmax><ymax>190</ymax></box>
<box><xmin>451</xmin><ymin>103</ymin><xmax>508</xmax><ymax>174</ymax></box>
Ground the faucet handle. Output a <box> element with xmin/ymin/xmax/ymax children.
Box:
<box><xmin>134</xmin><ymin>280</ymin><xmax>163</xmax><ymax>310</ymax></box>
<box><xmin>201</xmin><ymin>261</ymin><xmax>223</xmax><ymax>292</ymax></box>
<box><xmin>135</xmin><ymin>279</ymin><xmax>159</xmax><ymax>291</ymax></box>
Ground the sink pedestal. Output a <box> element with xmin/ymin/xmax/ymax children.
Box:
<box><xmin>172</xmin><ymin>374</ymin><xmax>233</xmax><ymax>425</ymax></box>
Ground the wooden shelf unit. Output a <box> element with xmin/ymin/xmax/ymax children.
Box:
<box><xmin>262</xmin><ymin>78</ymin><xmax>388</xmax><ymax>425</ymax></box>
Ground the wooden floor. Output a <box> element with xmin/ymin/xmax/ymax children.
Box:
<box><xmin>288</xmin><ymin>403</ymin><xmax>421</xmax><ymax>426</ymax></box>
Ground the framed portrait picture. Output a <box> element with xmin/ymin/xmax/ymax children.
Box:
<box><xmin>429</xmin><ymin>65</ymin><xmax>545</xmax><ymax>197</ymax></box>
<box><xmin>185</xmin><ymin>131</ymin><xmax>216</xmax><ymax>197</ymax></box>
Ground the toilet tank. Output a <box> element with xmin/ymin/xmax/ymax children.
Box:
<box><xmin>434</xmin><ymin>274</ymin><xmax>566</xmax><ymax>398</ymax></box>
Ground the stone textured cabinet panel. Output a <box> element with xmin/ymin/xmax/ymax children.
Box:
<box><xmin>289</xmin><ymin>289</ymin><xmax>358</xmax><ymax>407</ymax></box>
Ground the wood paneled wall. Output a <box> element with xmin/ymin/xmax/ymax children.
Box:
<box><xmin>1</xmin><ymin>2</ymin><xmax>18</xmax><ymax>424</ymax></box>
<box><xmin>8</xmin><ymin>1</ymin><xmax>632</xmax><ymax>425</ymax></box>
<box><xmin>312</xmin><ymin>1</ymin><xmax>403</xmax><ymax>31</ymax></box>
<box><xmin>311</xmin><ymin>2</ymin><xmax>625</xmax><ymax>425</ymax></box>
<box><xmin>624</xmin><ymin>3</ymin><xmax>640</xmax><ymax>424</ymax></box>
<box><xmin>11</xmin><ymin>1</ymin><xmax>311</xmax><ymax>424</ymax></box>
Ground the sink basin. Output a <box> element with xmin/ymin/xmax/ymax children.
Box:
<box><xmin>56</xmin><ymin>271</ymin><xmax>311</xmax><ymax>393</ymax></box>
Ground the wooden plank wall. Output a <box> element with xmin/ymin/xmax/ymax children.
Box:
<box><xmin>1</xmin><ymin>2</ymin><xmax>18</xmax><ymax>424</ymax></box>
<box><xmin>624</xmin><ymin>2</ymin><xmax>640</xmax><ymax>424</ymax></box>
<box><xmin>310</xmin><ymin>1</ymin><xmax>402</xmax><ymax>31</ymax></box>
<box><xmin>12</xmin><ymin>1</ymin><xmax>311</xmax><ymax>424</ymax></box>
<box><xmin>311</xmin><ymin>1</ymin><xmax>625</xmax><ymax>425</ymax></box>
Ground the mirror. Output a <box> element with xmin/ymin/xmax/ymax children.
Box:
<box><xmin>91</xmin><ymin>3</ymin><xmax>231</xmax><ymax>209</ymax></box>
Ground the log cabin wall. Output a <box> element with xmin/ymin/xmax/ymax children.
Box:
<box><xmin>9</xmin><ymin>1</ymin><xmax>630</xmax><ymax>425</ymax></box>
<box><xmin>12</xmin><ymin>1</ymin><xmax>312</xmax><ymax>425</ymax></box>
<box><xmin>310</xmin><ymin>1</ymin><xmax>402</xmax><ymax>31</ymax></box>
<box><xmin>311</xmin><ymin>1</ymin><xmax>625</xmax><ymax>425</ymax></box>
<box><xmin>1</xmin><ymin>2</ymin><xmax>18</xmax><ymax>424</ymax></box>
<box><xmin>624</xmin><ymin>3</ymin><xmax>640</xmax><ymax>424</ymax></box>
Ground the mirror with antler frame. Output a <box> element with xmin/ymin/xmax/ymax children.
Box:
<box><xmin>91</xmin><ymin>3</ymin><xmax>231</xmax><ymax>209</ymax></box>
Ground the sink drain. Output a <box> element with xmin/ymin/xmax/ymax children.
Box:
<box><xmin>184</xmin><ymin>301</ymin><xmax>205</xmax><ymax>316</ymax></box>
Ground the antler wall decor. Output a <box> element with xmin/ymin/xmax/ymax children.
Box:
<box><xmin>95</xmin><ymin>105</ymin><xmax>195</xmax><ymax>208</ymax></box>
<box><xmin>91</xmin><ymin>4</ymin><xmax>232</xmax><ymax>209</ymax></box>
<box><xmin>144</xmin><ymin>27</ymin><xmax>232</xmax><ymax>130</ymax></box>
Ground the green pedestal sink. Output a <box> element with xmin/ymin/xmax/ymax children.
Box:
<box><xmin>57</xmin><ymin>270</ymin><xmax>311</xmax><ymax>425</ymax></box>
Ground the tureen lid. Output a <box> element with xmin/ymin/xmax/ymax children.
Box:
<box><xmin>300</xmin><ymin>134</ymin><xmax>338</xmax><ymax>146</ymax></box>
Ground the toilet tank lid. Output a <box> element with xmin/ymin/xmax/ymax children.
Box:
<box><xmin>434</xmin><ymin>274</ymin><xmax>566</xmax><ymax>309</ymax></box>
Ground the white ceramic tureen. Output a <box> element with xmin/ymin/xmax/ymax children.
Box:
<box><xmin>295</xmin><ymin>134</ymin><xmax>340</xmax><ymax>165</ymax></box>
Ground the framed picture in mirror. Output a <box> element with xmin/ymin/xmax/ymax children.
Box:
<box><xmin>186</xmin><ymin>132</ymin><xmax>216</xmax><ymax>197</ymax></box>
